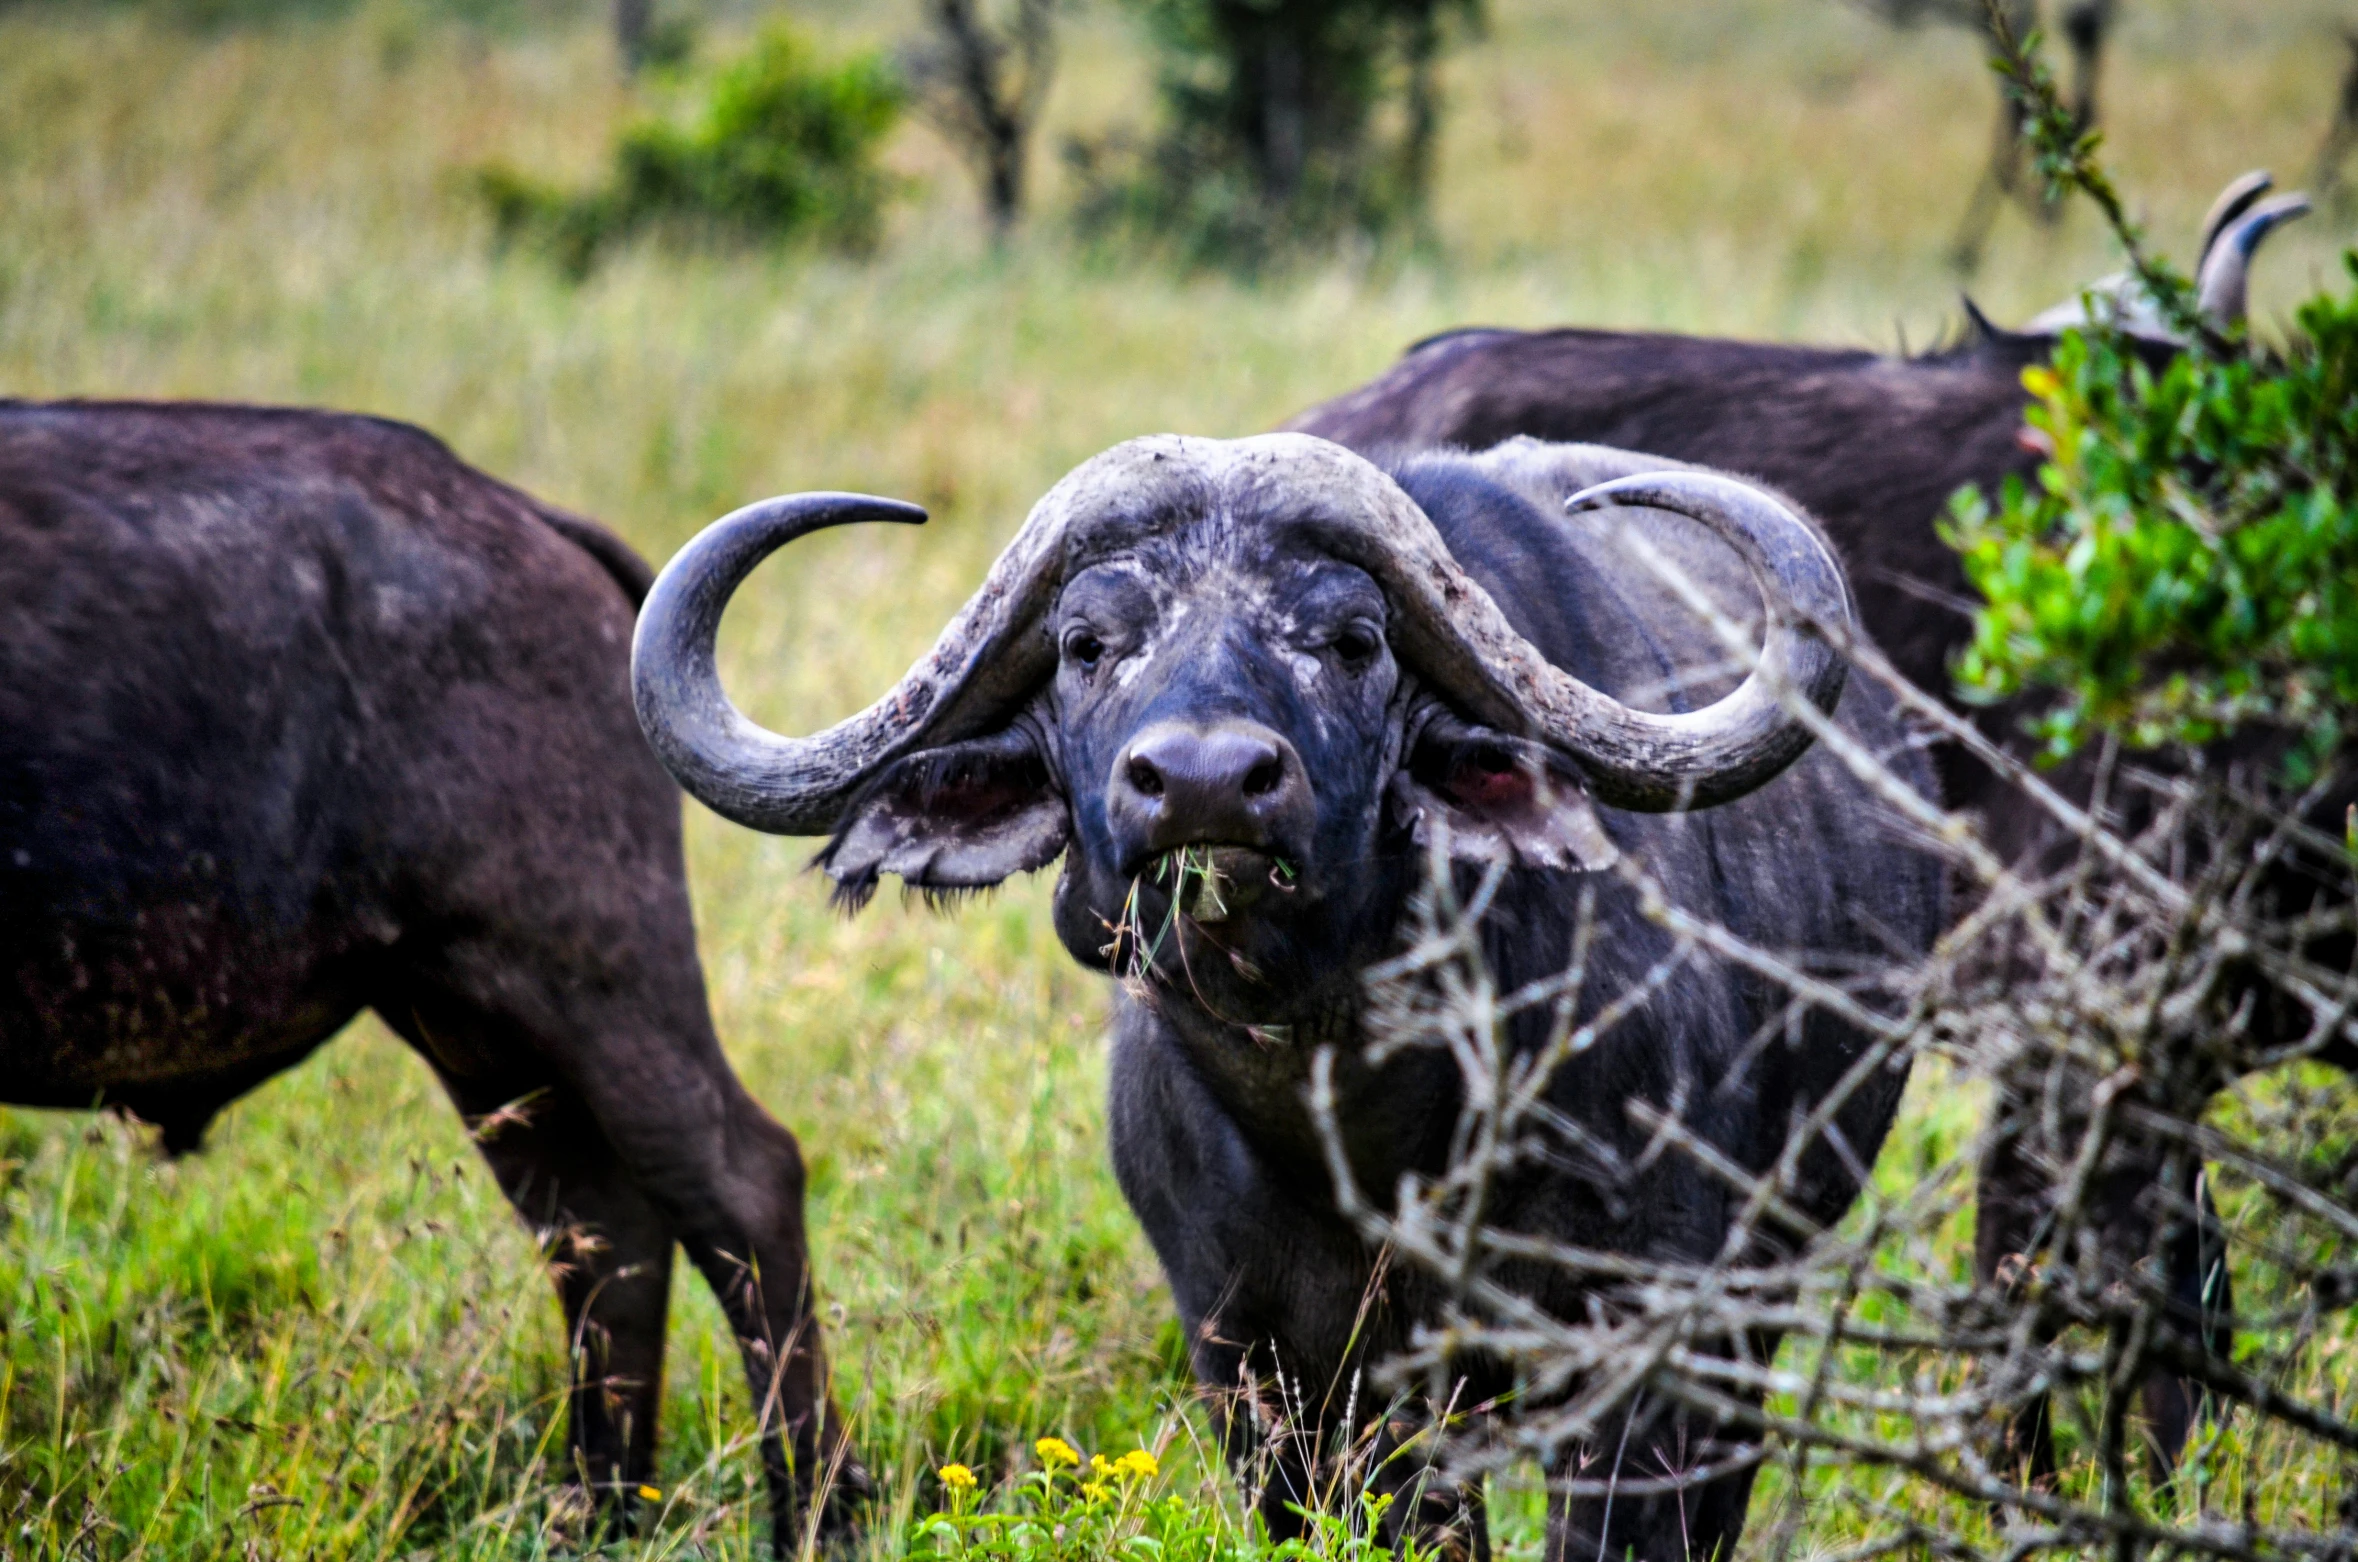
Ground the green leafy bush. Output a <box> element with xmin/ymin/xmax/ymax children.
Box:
<box><xmin>36</xmin><ymin>0</ymin><xmax>558</xmax><ymax>34</ymax></box>
<box><xmin>1945</xmin><ymin>276</ymin><xmax>2358</xmax><ymax>766</ymax></box>
<box><xmin>480</xmin><ymin>25</ymin><xmax>902</xmax><ymax>275</ymax></box>
<box><xmin>1937</xmin><ymin>15</ymin><xmax>2358</xmax><ymax>773</ymax></box>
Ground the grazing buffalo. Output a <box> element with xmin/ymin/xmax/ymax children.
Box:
<box><xmin>0</xmin><ymin>401</ymin><xmax>857</xmax><ymax>1551</ymax></box>
<box><xmin>1283</xmin><ymin>176</ymin><xmax>2313</xmax><ymax>1477</ymax></box>
<box><xmin>633</xmin><ymin>434</ymin><xmax>1944</xmax><ymax>1560</ymax></box>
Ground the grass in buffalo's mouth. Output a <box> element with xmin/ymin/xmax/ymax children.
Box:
<box><xmin>1109</xmin><ymin>847</ymin><xmax>1299</xmax><ymax>993</ymax></box>
<box><xmin>1111</xmin><ymin>848</ymin><xmax>1211</xmax><ymax>985</ymax></box>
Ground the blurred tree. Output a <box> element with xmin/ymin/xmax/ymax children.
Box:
<box><xmin>1854</xmin><ymin>0</ymin><xmax>2118</xmax><ymax>272</ymax></box>
<box><xmin>1073</xmin><ymin>0</ymin><xmax>1480</xmax><ymax>267</ymax></box>
<box><xmin>904</xmin><ymin>0</ymin><xmax>1059</xmax><ymax>238</ymax></box>
<box><xmin>1144</xmin><ymin>0</ymin><xmax>1472</xmax><ymax>208</ymax></box>
<box><xmin>615</xmin><ymin>0</ymin><xmax>697</xmax><ymax>75</ymax></box>
<box><xmin>617</xmin><ymin>0</ymin><xmax>650</xmax><ymax>73</ymax></box>
<box><xmin>2312</xmin><ymin>28</ymin><xmax>2358</xmax><ymax>214</ymax></box>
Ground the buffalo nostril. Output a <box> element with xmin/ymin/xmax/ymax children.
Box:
<box><xmin>1127</xmin><ymin>756</ymin><xmax>1165</xmax><ymax>798</ymax></box>
<box><xmin>1242</xmin><ymin>757</ymin><xmax>1284</xmax><ymax>798</ymax></box>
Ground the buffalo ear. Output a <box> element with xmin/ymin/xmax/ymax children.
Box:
<box><xmin>1391</xmin><ymin>713</ymin><xmax>1619</xmax><ymax>871</ymax></box>
<box><xmin>818</xmin><ymin>727</ymin><xmax>1070</xmax><ymax>910</ymax></box>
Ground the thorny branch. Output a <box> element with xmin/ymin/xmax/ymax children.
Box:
<box><xmin>1308</xmin><ymin>503</ymin><xmax>2358</xmax><ymax>1557</ymax></box>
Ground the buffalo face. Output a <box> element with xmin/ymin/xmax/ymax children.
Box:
<box><xmin>814</xmin><ymin>484</ymin><xmax>1615</xmax><ymax>1024</ymax></box>
<box><xmin>1047</xmin><ymin>542</ymin><xmax>1394</xmax><ymax>1000</ymax></box>
<box><xmin>629</xmin><ymin>433</ymin><xmax>1853</xmax><ymax>1028</ymax></box>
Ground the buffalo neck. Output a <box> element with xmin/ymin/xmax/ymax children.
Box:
<box><xmin>1125</xmin><ymin>929</ymin><xmax>1470</xmax><ymax>1202</ymax></box>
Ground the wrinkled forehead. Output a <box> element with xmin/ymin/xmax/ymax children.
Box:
<box><xmin>1058</xmin><ymin>533</ymin><xmax>1380</xmax><ymax>622</ymax></box>
<box><xmin>1040</xmin><ymin>432</ymin><xmax>1411</xmax><ymax>578</ymax></box>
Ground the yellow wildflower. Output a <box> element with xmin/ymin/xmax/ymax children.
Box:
<box><xmin>1081</xmin><ymin>1480</ymin><xmax>1110</xmax><ymax>1502</ymax></box>
<box><xmin>2022</xmin><ymin>366</ymin><xmax>2062</xmax><ymax>400</ymax></box>
<box><xmin>939</xmin><ymin>1463</ymin><xmax>977</xmax><ymax>1490</ymax></box>
<box><xmin>638</xmin><ymin>1484</ymin><xmax>663</xmax><ymax>1501</ymax></box>
<box><xmin>1116</xmin><ymin>1449</ymin><xmax>1159</xmax><ymax>1479</ymax></box>
<box><xmin>1035</xmin><ymin>1436</ymin><xmax>1081</xmax><ymax>1469</ymax></box>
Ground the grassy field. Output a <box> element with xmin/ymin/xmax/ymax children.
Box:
<box><xmin>3</xmin><ymin>0</ymin><xmax>2356</xmax><ymax>1555</ymax></box>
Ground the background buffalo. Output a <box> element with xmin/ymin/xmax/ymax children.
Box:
<box><xmin>0</xmin><ymin>401</ymin><xmax>855</xmax><ymax>1551</ymax></box>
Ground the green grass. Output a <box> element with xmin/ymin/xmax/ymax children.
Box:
<box><xmin>4</xmin><ymin>0</ymin><xmax>2358</xmax><ymax>1555</ymax></box>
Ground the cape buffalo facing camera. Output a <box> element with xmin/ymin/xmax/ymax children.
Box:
<box><xmin>0</xmin><ymin>401</ymin><xmax>859</xmax><ymax>1553</ymax></box>
<box><xmin>633</xmin><ymin>433</ymin><xmax>1944</xmax><ymax>1560</ymax></box>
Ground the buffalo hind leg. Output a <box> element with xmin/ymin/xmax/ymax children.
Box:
<box><xmin>663</xmin><ymin>1091</ymin><xmax>869</xmax><ymax>1551</ymax></box>
<box><xmin>444</xmin><ymin>1076</ymin><xmax>676</xmax><ymax>1533</ymax></box>
<box><xmin>1977</xmin><ymin>1097</ymin><xmax>2233</xmax><ymax>1487</ymax></box>
<box><xmin>1547</xmin><ymin>1393</ymin><xmax>1761</xmax><ymax>1562</ymax></box>
<box><xmin>2143</xmin><ymin>1163</ymin><xmax>2235</xmax><ymax>1478</ymax></box>
<box><xmin>542</xmin><ymin>1047</ymin><xmax>864</xmax><ymax>1551</ymax></box>
<box><xmin>1975</xmin><ymin>1108</ymin><xmax>2063</xmax><ymax>1489</ymax></box>
<box><xmin>396</xmin><ymin>978</ymin><xmax>860</xmax><ymax>1555</ymax></box>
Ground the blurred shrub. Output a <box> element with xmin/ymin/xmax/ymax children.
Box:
<box><xmin>0</xmin><ymin>0</ymin><xmax>358</xmax><ymax>25</ymax></box>
<box><xmin>479</xmin><ymin>25</ymin><xmax>903</xmax><ymax>277</ymax></box>
<box><xmin>6</xmin><ymin>0</ymin><xmax>569</xmax><ymax>32</ymax></box>
<box><xmin>1070</xmin><ymin>0</ymin><xmax>1477</xmax><ymax>272</ymax></box>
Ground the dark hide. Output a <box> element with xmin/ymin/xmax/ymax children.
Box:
<box><xmin>1287</xmin><ymin>321</ymin><xmax>2315</xmax><ymax>1481</ymax></box>
<box><xmin>0</xmin><ymin>400</ymin><xmax>855</xmax><ymax>1553</ymax></box>
<box><xmin>822</xmin><ymin>446</ymin><xmax>1945</xmax><ymax>1560</ymax></box>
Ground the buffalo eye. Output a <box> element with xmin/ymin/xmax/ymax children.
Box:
<box><xmin>1062</xmin><ymin>628</ymin><xmax>1106</xmax><ymax>671</ymax></box>
<box><xmin>1330</xmin><ymin>623</ymin><xmax>1381</xmax><ymax>669</ymax></box>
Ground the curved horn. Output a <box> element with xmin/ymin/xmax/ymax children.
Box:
<box><xmin>1258</xmin><ymin>438</ymin><xmax>1849</xmax><ymax>811</ymax></box>
<box><xmin>632</xmin><ymin>490</ymin><xmax>1069</xmax><ymax>835</ymax></box>
<box><xmin>2197</xmin><ymin>191</ymin><xmax>2311</xmax><ymax>328</ymax></box>
<box><xmin>633</xmin><ymin>493</ymin><xmax>926</xmax><ymax>833</ymax></box>
<box><xmin>1548</xmin><ymin>473</ymin><xmax>1850</xmax><ymax>809</ymax></box>
<box><xmin>2196</xmin><ymin>170</ymin><xmax>2274</xmax><ymax>271</ymax></box>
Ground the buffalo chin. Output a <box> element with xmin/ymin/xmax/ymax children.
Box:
<box><xmin>1097</xmin><ymin>843</ymin><xmax>1380</xmax><ymax>1029</ymax></box>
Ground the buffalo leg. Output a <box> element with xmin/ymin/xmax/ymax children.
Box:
<box><xmin>672</xmin><ymin>1093</ymin><xmax>866</xmax><ymax>1549</ymax></box>
<box><xmin>446</xmin><ymin>1077</ymin><xmax>676</xmax><ymax>1523</ymax></box>
<box><xmin>1977</xmin><ymin>1090</ymin><xmax>2233</xmax><ymax>1487</ymax></box>
<box><xmin>2143</xmin><ymin>1165</ymin><xmax>2234</xmax><ymax>1477</ymax></box>
<box><xmin>1975</xmin><ymin>1103</ymin><xmax>2063</xmax><ymax>1488</ymax></box>
<box><xmin>1547</xmin><ymin>1392</ymin><xmax>1761</xmax><ymax>1562</ymax></box>
<box><xmin>1186</xmin><ymin>1331</ymin><xmax>1324</xmax><ymax>1543</ymax></box>
<box><xmin>1364</xmin><ymin>1410</ymin><xmax>1489</xmax><ymax>1562</ymax></box>
<box><xmin>545</xmin><ymin>1046</ymin><xmax>863</xmax><ymax>1551</ymax></box>
<box><xmin>390</xmin><ymin>971</ymin><xmax>859</xmax><ymax>1555</ymax></box>
<box><xmin>1186</xmin><ymin>1327</ymin><xmax>1487</xmax><ymax>1557</ymax></box>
